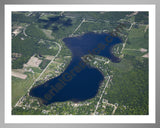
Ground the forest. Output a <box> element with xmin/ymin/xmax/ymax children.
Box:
<box><xmin>106</xmin><ymin>54</ymin><xmax>148</xmax><ymax>115</ymax></box>
<box><xmin>12</xmin><ymin>12</ymin><xmax>38</xmax><ymax>23</ymax></box>
<box><xmin>135</xmin><ymin>12</ymin><xmax>148</xmax><ymax>24</ymax></box>
<box><xmin>12</xmin><ymin>31</ymin><xmax>57</xmax><ymax>69</ymax></box>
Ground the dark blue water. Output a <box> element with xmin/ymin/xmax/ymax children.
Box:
<box><xmin>29</xmin><ymin>32</ymin><xmax>122</xmax><ymax>105</ymax></box>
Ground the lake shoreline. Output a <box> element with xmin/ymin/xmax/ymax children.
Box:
<box><xmin>29</xmin><ymin>32</ymin><xmax>122</xmax><ymax>105</ymax></box>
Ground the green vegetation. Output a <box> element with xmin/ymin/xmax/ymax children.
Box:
<box><xmin>58</xmin><ymin>42</ymin><xmax>72</xmax><ymax>57</ymax></box>
<box><xmin>12</xmin><ymin>33</ymin><xmax>58</xmax><ymax>69</ymax></box>
<box><xmin>30</xmin><ymin>67</ymin><xmax>42</xmax><ymax>73</ymax></box>
<box><xmin>25</xmin><ymin>24</ymin><xmax>47</xmax><ymax>39</ymax></box>
<box><xmin>12</xmin><ymin>72</ymin><xmax>40</xmax><ymax>106</ymax></box>
<box><xmin>12</xmin><ymin>34</ymin><xmax>38</xmax><ymax>69</ymax></box>
<box><xmin>97</xmin><ymin>104</ymin><xmax>114</xmax><ymax>115</ymax></box>
<box><xmin>39</xmin><ymin>59</ymin><xmax>50</xmax><ymax>69</ymax></box>
<box><xmin>77</xmin><ymin>21</ymin><xmax>110</xmax><ymax>33</ymax></box>
<box><xmin>37</xmin><ymin>14</ymin><xmax>75</xmax><ymax>39</ymax></box>
<box><xmin>135</xmin><ymin>12</ymin><xmax>148</xmax><ymax>24</ymax></box>
<box><xmin>106</xmin><ymin>55</ymin><xmax>148</xmax><ymax>115</ymax></box>
<box><xmin>126</xmin><ymin>25</ymin><xmax>148</xmax><ymax>49</ymax></box>
<box><xmin>12</xmin><ymin>11</ymin><xmax>149</xmax><ymax>115</ymax></box>
<box><xmin>102</xmin><ymin>17</ymin><xmax>149</xmax><ymax>115</ymax></box>
<box><xmin>12</xmin><ymin>107</ymin><xmax>44</xmax><ymax>115</ymax></box>
<box><xmin>65</xmin><ymin>11</ymin><xmax>133</xmax><ymax>22</ymax></box>
<box><xmin>12</xmin><ymin>12</ymin><xmax>37</xmax><ymax>23</ymax></box>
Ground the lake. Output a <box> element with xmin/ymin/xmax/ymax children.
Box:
<box><xmin>29</xmin><ymin>32</ymin><xmax>122</xmax><ymax>105</ymax></box>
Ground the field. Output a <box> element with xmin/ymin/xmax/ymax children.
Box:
<box><xmin>12</xmin><ymin>71</ymin><xmax>27</xmax><ymax>79</ymax></box>
<box><xmin>12</xmin><ymin>70</ymin><xmax>41</xmax><ymax>106</ymax></box>
<box><xmin>125</xmin><ymin>25</ymin><xmax>148</xmax><ymax>49</ymax></box>
<box><xmin>24</xmin><ymin>56</ymin><xmax>42</xmax><ymax>67</ymax></box>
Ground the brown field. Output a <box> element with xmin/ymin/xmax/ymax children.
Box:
<box><xmin>45</xmin><ymin>55</ymin><xmax>55</xmax><ymax>60</ymax></box>
<box><xmin>12</xmin><ymin>69</ymin><xmax>25</xmax><ymax>73</ymax></box>
<box><xmin>12</xmin><ymin>71</ymin><xmax>27</xmax><ymax>79</ymax></box>
<box><xmin>24</xmin><ymin>56</ymin><xmax>42</xmax><ymax>67</ymax></box>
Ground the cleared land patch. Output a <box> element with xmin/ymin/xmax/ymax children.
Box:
<box><xmin>42</xmin><ymin>29</ymin><xmax>55</xmax><ymax>39</ymax></box>
<box><xmin>142</xmin><ymin>53</ymin><xmax>149</xmax><ymax>58</ymax></box>
<box><xmin>12</xmin><ymin>26</ymin><xmax>23</xmax><ymax>36</ymax></box>
<box><xmin>44</xmin><ymin>55</ymin><xmax>55</xmax><ymax>60</ymax></box>
<box><xmin>24</xmin><ymin>56</ymin><xmax>42</xmax><ymax>67</ymax></box>
<box><xmin>12</xmin><ymin>71</ymin><xmax>27</xmax><ymax>79</ymax></box>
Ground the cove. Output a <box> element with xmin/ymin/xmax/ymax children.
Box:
<box><xmin>29</xmin><ymin>32</ymin><xmax>122</xmax><ymax>105</ymax></box>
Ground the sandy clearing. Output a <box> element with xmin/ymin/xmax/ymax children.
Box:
<box><xmin>140</xmin><ymin>48</ymin><xmax>147</xmax><ymax>52</ymax></box>
<box><xmin>12</xmin><ymin>69</ymin><xmax>25</xmax><ymax>73</ymax></box>
<box><xmin>12</xmin><ymin>71</ymin><xmax>27</xmax><ymax>79</ymax></box>
<box><xmin>126</xmin><ymin>11</ymin><xmax>138</xmax><ymax>17</ymax></box>
<box><xmin>45</xmin><ymin>55</ymin><xmax>55</xmax><ymax>60</ymax></box>
<box><xmin>42</xmin><ymin>29</ymin><xmax>55</xmax><ymax>39</ymax></box>
<box><xmin>142</xmin><ymin>53</ymin><xmax>149</xmax><ymax>58</ymax></box>
<box><xmin>12</xmin><ymin>26</ymin><xmax>22</xmax><ymax>36</ymax></box>
<box><xmin>24</xmin><ymin>56</ymin><xmax>42</xmax><ymax>67</ymax></box>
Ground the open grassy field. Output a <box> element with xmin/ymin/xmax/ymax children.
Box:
<box><xmin>125</xmin><ymin>25</ymin><xmax>148</xmax><ymax>49</ymax></box>
<box><xmin>12</xmin><ymin>71</ymin><xmax>40</xmax><ymax>107</ymax></box>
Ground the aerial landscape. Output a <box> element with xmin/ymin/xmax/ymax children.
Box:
<box><xmin>11</xmin><ymin>11</ymin><xmax>148</xmax><ymax>115</ymax></box>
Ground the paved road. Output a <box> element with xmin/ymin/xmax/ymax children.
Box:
<box><xmin>94</xmin><ymin>76</ymin><xmax>111</xmax><ymax>114</ymax></box>
<box><xmin>14</xmin><ymin>41</ymin><xmax>61</xmax><ymax>107</ymax></box>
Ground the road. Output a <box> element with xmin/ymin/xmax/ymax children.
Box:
<box><xmin>70</xmin><ymin>18</ymin><xmax>85</xmax><ymax>36</ymax></box>
<box><xmin>128</xmin><ymin>22</ymin><xmax>135</xmax><ymax>31</ymax></box>
<box><xmin>93</xmin><ymin>18</ymin><xmax>136</xmax><ymax>115</ymax></box>
<box><xmin>60</xmin><ymin>11</ymin><xmax>64</xmax><ymax>16</ymax></box>
<box><xmin>127</xmin><ymin>11</ymin><xmax>138</xmax><ymax>17</ymax></box>
<box><xmin>14</xmin><ymin>41</ymin><xmax>61</xmax><ymax>107</ymax></box>
<box><xmin>120</xmin><ymin>22</ymin><xmax>135</xmax><ymax>53</ymax></box>
<box><xmin>23</xmin><ymin>27</ymin><xmax>28</xmax><ymax>37</ymax></box>
<box><xmin>14</xmin><ymin>17</ymin><xmax>85</xmax><ymax>108</ymax></box>
<box><xmin>27</xmin><ymin>41</ymin><xmax>61</xmax><ymax>92</ymax></box>
<box><xmin>144</xmin><ymin>25</ymin><xmax>149</xmax><ymax>32</ymax></box>
<box><xmin>105</xmin><ymin>102</ymin><xmax>118</xmax><ymax>115</ymax></box>
<box><xmin>120</xmin><ymin>37</ymin><xmax>128</xmax><ymax>53</ymax></box>
<box><xmin>94</xmin><ymin>76</ymin><xmax>111</xmax><ymax>114</ymax></box>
